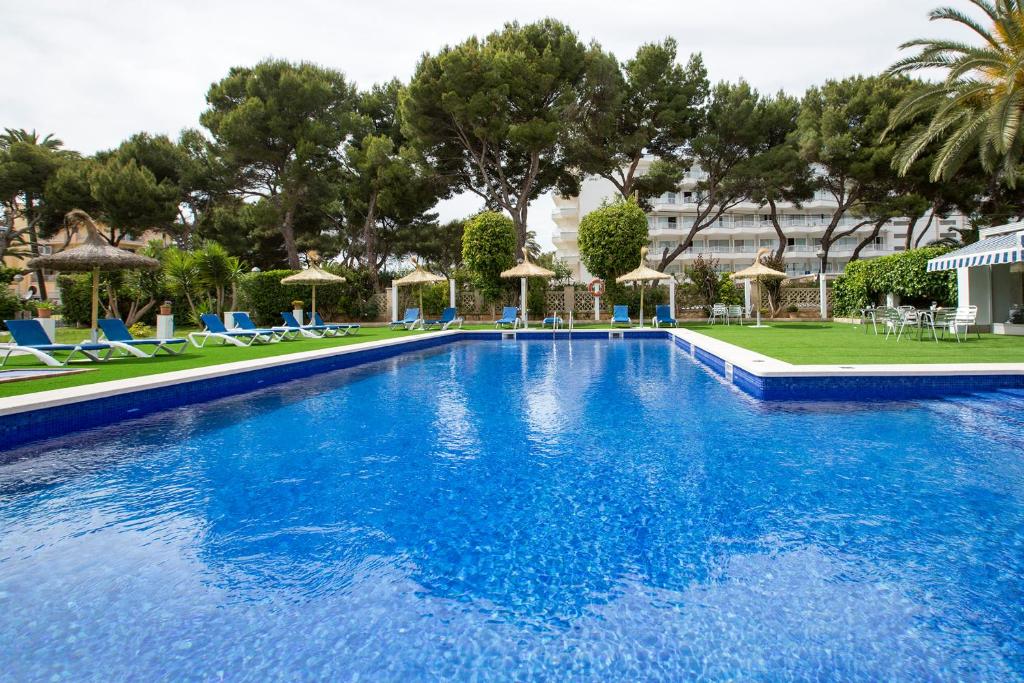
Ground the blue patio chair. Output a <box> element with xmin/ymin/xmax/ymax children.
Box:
<box><xmin>611</xmin><ymin>305</ymin><xmax>632</xmax><ymax>327</ymax></box>
<box><xmin>189</xmin><ymin>313</ymin><xmax>277</xmax><ymax>348</ymax></box>
<box><xmin>310</xmin><ymin>312</ymin><xmax>360</xmax><ymax>336</ymax></box>
<box><xmin>424</xmin><ymin>307</ymin><xmax>463</xmax><ymax>331</ymax></box>
<box><xmin>277</xmin><ymin>311</ymin><xmax>325</xmax><ymax>339</ymax></box>
<box><xmin>494</xmin><ymin>307</ymin><xmax>520</xmax><ymax>329</ymax></box>
<box><xmin>1</xmin><ymin>319</ymin><xmax>114</xmax><ymax>367</ymax></box>
<box><xmin>98</xmin><ymin>318</ymin><xmax>189</xmax><ymax>357</ymax></box>
<box><xmin>542</xmin><ymin>315</ymin><xmax>563</xmax><ymax>328</ymax></box>
<box><xmin>652</xmin><ymin>305</ymin><xmax>677</xmax><ymax>328</ymax></box>
<box><xmin>389</xmin><ymin>308</ymin><xmax>422</xmax><ymax>330</ymax></box>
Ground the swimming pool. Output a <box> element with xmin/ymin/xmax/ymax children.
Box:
<box><xmin>1</xmin><ymin>339</ymin><xmax>1022</xmax><ymax>680</ymax></box>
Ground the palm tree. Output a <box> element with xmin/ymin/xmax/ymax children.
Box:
<box><xmin>0</xmin><ymin>128</ymin><xmax>63</xmax><ymax>151</ymax></box>
<box><xmin>888</xmin><ymin>1</ymin><xmax>1024</xmax><ymax>187</ymax></box>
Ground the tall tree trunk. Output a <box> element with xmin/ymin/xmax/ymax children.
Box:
<box><xmin>850</xmin><ymin>218</ymin><xmax>888</xmax><ymax>262</ymax></box>
<box><xmin>903</xmin><ymin>215</ymin><xmax>920</xmax><ymax>251</ymax></box>
<box><xmin>512</xmin><ymin>204</ymin><xmax>529</xmax><ymax>252</ymax></box>
<box><xmin>280</xmin><ymin>205</ymin><xmax>301</xmax><ymax>269</ymax></box>
<box><xmin>767</xmin><ymin>198</ymin><xmax>788</xmax><ymax>260</ymax></box>
<box><xmin>24</xmin><ymin>196</ymin><xmax>48</xmax><ymax>299</ymax></box>
<box><xmin>362</xmin><ymin>191</ymin><xmax>379</xmax><ymax>291</ymax></box>
<box><xmin>915</xmin><ymin>208</ymin><xmax>938</xmax><ymax>249</ymax></box>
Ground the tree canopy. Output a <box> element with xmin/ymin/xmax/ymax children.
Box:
<box><xmin>401</xmin><ymin>19</ymin><xmax>618</xmax><ymax>248</ymax></box>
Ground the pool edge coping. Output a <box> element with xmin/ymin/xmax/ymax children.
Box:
<box><xmin>1</xmin><ymin>327</ymin><xmax>1022</xmax><ymax>419</ymax></box>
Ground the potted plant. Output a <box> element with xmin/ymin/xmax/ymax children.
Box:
<box><xmin>34</xmin><ymin>301</ymin><xmax>54</xmax><ymax>319</ymax></box>
<box><xmin>159</xmin><ymin>301</ymin><xmax>172</xmax><ymax>316</ymax></box>
<box><xmin>786</xmin><ymin>305</ymin><xmax>799</xmax><ymax>319</ymax></box>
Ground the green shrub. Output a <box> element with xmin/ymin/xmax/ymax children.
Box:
<box><xmin>0</xmin><ymin>266</ymin><xmax>21</xmax><ymax>286</ymax></box>
<box><xmin>462</xmin><ymin>211</ymin><xmax>517</xmax><ymax>303</ymax></box>
<box><xmin>607</xmin><ymin>282</ymin><xmax>667</xmax><ymax>317</ymax></box>
<box><xmin>128</xmin><ymin>322</ymin><xmax>152</xmax><ymax>338</ymax></box>
<box><xmin>578</xmin><ymin>198</ymin><xmax>649</xmax><ymax>281</ymax></box>
<box><xmin>0</xmin><ymin>288</ymin><xmax>21</xmax><ymax>328</ymax></box>
<box><xmin>56</xmin><ymin>274</ymin><xmax>94</xmax><ymax>326</ymax></box>
<box><xmin>237</xmin><ymin>266</ymin><xmax>378</xmax><ymax>325</ymax></box>
<box><xmin>832</xmin><ymin>246</ymin><xmax>956</xmax><ymax>316</ymax></box>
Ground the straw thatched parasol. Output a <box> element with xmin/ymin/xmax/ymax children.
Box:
<box><xmin>28</xmin><ymin>209</ymin><xmax>161</xmax><ymax>342</ymax></box>
<box><xmin>500</xmin><ymin>248</ymin><xmax>554</xmax><ymax>328</ymax></box>
<box><xmin>393</xmin><ymin>259</ymin><xmax>446</xmax><ymax>316</ymax></box>
<box><xmin>730</xmin><ymin>248</ymin><xmax>787</xmax><ymax>328</ymax></box>
<box><xmin>280</xmin><ymin>254</ymin><xmax>346</xmax><ymax>322</ymax></box>
<box><xmin>616</xmin><ymin>247</ymin><xmax>672</xmax><ymax>329</ymax></box>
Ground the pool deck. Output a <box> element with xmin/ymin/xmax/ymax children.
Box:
<box><xmin>1</xmin><ymin>327</ymin><xmax>1022</xmax><ymax>451</ymax></box>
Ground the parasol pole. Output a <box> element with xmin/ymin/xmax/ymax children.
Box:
<box><xmin>311</xmin><ymin>284</ymin><xmax>317</xmax><ymax>324</ymax></box>
<box><xmin>90</xmin><ymin>266</ymin><xmax>100</xmax><ymax>343</ymax></box>
<box><xmin>639</xmin><ymin>281</ymin><xmax>645</xmax><ymax>329</ymax></box>
<box><xmin>520</xmin><ymin>277</ymin><xmax>527</xmax><ymax>329</ymax></box>
<box><xmin>419</xmin><ymin>284</ymin><xmax>424</xmax><ymax>316</ymax></box>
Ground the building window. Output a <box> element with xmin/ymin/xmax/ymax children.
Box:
<box><xmin>667</xmin><ymin>216</ymin><xmax>677</xmax><ymax>228</ymax></box>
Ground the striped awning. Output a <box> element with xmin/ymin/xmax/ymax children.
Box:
<box><xmin>926</xmin><ymin>229</ymin><xmax>1024</xmax><ymax>272</ymax></box>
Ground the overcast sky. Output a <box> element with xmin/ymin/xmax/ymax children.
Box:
<box><xmin>3</xmin><ymin>0</ymin><xmax>966</xmax><ymax>249</ymax></box>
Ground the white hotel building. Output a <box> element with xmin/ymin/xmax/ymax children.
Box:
<box><xmin>552</xmin><ymin>162</ymin><xmax>967</xmax><ymax>282</ymax></box>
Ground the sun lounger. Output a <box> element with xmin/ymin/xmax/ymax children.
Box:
<box><xmin>424</xmin><ymin>307</ymin><xmax>464</xmax><ymax>331</ymax></box>
<box><xmin>494</xmin><ymin>307</ymin><xmax>520</xmax><ymax>329</ymax></box>
<box><xmin>652</xmin><ymin>305</ymin><xmax>677</xmax><ymax>328</ymax></box>
<box><xmin>310</xmin><ymin>312</ymin><xmax>360</xmax><ymax>336</ymax></box>
<box><xmin>98</xmin><ymin>318</ymin><xmax>189</xmax><ymax>357</ymax></box>
<box><xmin>389</xmin><ymin>308</ymin><xmax>422</xmax><ymax>330</ymax></box>
<box><xmin>188</xmin><ymin>313</ymin><xmax>278</xmax><ymax>347</ymax></box>
<box><xmin>611</xmin><ymin>305</ymin><xmax>631</xmax><ymax>327</ymax></box>
<box><xmin>1</xmin><ymin>319</ymin><xmax>114</xmax><ymax>367</ymax></box>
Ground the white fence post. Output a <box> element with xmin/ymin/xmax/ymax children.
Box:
<box><xmin>669</xmin><ymin>279</ymin><xmax>676</xmax><ymax>318</ymax></box>
<box><xmin>449</xmin><ymin>279</ymin><xmax>456</xmax><ymax>309</ymax></box>
<box><xmin>390</xmin><ymin>286</ymin><xmax>399</xmax><ymax>322</ymax></box>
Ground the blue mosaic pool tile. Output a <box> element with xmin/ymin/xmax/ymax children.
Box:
<box><xmin>0</xmin><ymin>333</ymin><xmax>463</xmax><ymax>452</ymax></box>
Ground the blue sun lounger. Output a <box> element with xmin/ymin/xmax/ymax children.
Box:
<box><xmin>389</xmin><ymin>308</ymin><xmax>421</xmax><ymax>330</ymax></box>
<box><xmin>1</xmin><ymin>319</ymin><xmax>115</xmax><ymax>367</ymax></box>
<box><xmin>652</xmin><ymin>305</ymin><xmax>677</xmax><ymax>328</ymax></box>
<box><xmin>611</xmin><ymin>305</ymin><xmax>632</xmax><ymax>327</ymax></box>
<box><xmin>494</xmin><ymin>307</ymin><xmax>520</xmax><ymax>329</ymax></box>
<box><xmin>424</xmin><ymin>307</ymin><xmax>464</xmax><ymax>331</ymax></box>
<box><xmin>189</xmin><ymin>313</ymin><xmax>278</xmax><ymax>347</ymax></box>
<box><xmin>310</xmin><ymin>312</ymin><xmax>360</xmax><ymax>336</ymax></box>
<box><xmin>98</xmin><ymin>318</ymin><xmax>189</xmax><ymax>356</ymax></box>
<box><xmin>541</xmin><ymin>316</ymin><xmax>563</xmax><ymax>328</ymax></box>
<box><xmin>278</xmin><ymin>311</ymin><xmax>326</xmax><ymax>338</ymax></box>
<box><xmin>231</xmin><ymin>312</ymin><xmax>296</xmax><ymax>341</ymax></box>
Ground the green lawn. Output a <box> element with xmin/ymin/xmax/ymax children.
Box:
<box><xmin>683</xmin><ymin>321</ymin><xmax>1024</xmax><ymax>365</ymax></box>
<box><xmin>0</xmin><ymin>326</ymin><xmax>432</xmax><ymax>399</ymax></box>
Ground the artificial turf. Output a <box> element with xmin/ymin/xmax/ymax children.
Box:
<box><xmin>684</xmin><ymin>321</ymin><xmax>1024</xmax><ymax>365</ymax></box>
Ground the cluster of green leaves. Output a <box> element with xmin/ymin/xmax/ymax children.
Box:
<box><xmin>832</xmin><ymin>246</ymin><xmax>956</xmax><ymax>315</ymax></box>
<box><xmin>577</xmin><ymin>199</ymin><xmax>649</xmax><ymax>281</ymax></box>
<box><xmin>461</xmin><ymin>212</ymin><xmax>517</xmax><ymax>303</ymax></box>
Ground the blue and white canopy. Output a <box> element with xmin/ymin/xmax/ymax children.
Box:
<box><xmin>926</xmin><ymin>229</ymin><xmax>1024</xmax><ymax>272</ymax></box>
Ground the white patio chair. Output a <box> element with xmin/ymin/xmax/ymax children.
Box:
<box><xmin>727</xmin><ymin>305</ymin><xmax>744</xmax><ymax>325</ymax></box>
<box><xmin>708</xmin><ymin>303</ymin><xmax>729</xmax><ymax>325</ymax></box>
<box><xmin>947</xmin><ymin>305</ymin><xmax>979</xmax><ymax>342</ymax></box>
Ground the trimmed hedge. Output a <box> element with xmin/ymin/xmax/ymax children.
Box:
<box><xmin>832</xmin><ymin>246</ymin><xmax>957</xmax><ymax>316</ymax></box>
<box><xmin>237</xmin><ymin>266</ymin><xmax>378</xmax><ymax>326</ymax></box>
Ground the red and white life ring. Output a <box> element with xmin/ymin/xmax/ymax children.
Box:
<box><xmin>588</xmin><ymin>278</ymin><xmax>605</xmax><ymax>297</ymax></box>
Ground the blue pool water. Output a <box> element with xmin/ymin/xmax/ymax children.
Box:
<box><xmin>1</xmin><ymin>339</ymin><xmax>1023</xmax><ymax>681</ymax></box>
